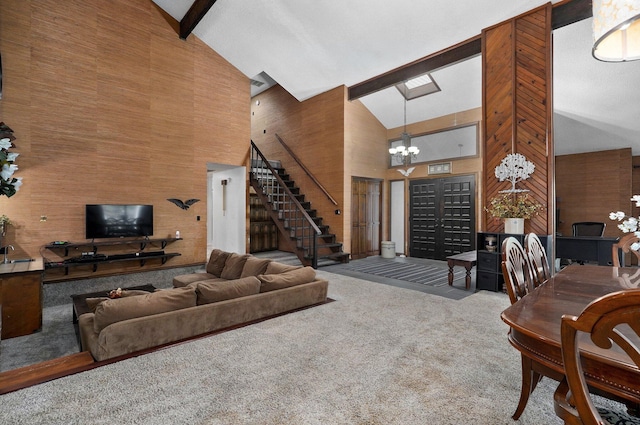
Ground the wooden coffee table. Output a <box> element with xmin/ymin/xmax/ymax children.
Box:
<box><xmin>70</xmin><ymin>284</ymin><xmax>156</xmax><ymax>323</ymax></box>
<box><xmin>446</xmin><ymin>250</ymin><xmax>477</xmax><ymax>290</ymax></box>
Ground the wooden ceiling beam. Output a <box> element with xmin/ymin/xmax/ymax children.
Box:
<box><xmin>552</xmin><ymin>0</ymin><xmax>592</xmax><ymax>30</ymax></box>
<box><xmin>348</xmin><ymin>0</ymin><xmax>593</xmax><ymax>100</ymax></box>
<box><xmin>180</xmin><ymin>0</ymin><xmax>219</xmax><ymax>40</ymax></box>
<box><xmin>348</xmin><ymin>36</ymin><xmax>481</xmax><ymax>101</ymax></box>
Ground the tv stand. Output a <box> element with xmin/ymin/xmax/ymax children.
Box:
<box><xmin>42</xmin><ymin>237</ymin><xmax>182</xmax><ymax>282</ymax></box>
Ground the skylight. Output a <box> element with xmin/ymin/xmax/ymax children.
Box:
<box><xmin>396</xmin><ymin>73</ymin><xmax>441</xmax><ymax>100</ymax></box>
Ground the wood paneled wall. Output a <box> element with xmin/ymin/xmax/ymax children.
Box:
<box><xmin>482</xmin><ymin>4</ymin><xmax>553</xmax><ymax>235</ymax></box>
<box><xmin>251</xmin><ymin>85</ymin><xmax>388</xmax><ymax>254</ymax></box>
<box><xmin>344</xmin><ymin>91</ymin><xmax>389</xmax><ymax>252</ymax></box>
<box><xmin>556</xmin><ymin>149</ymin><xmax>632</xmax><ymax>238</ymax></box>
<box><xmin>0</xmin><ymin>0</ymin><xmax>250</xmax><ymax>279</ymax></box>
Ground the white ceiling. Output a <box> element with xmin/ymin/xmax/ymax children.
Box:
<box><xmin>152</xmin><ymin>0</ymin><xmax>640</xmax><ymax>155</ymax></box>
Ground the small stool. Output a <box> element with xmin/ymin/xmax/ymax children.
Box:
<box><xmin>446</xmin><ymin>250</ymin><xmax>477</xmax><ymax>290</ymax></box>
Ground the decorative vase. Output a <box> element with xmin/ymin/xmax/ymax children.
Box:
<box><xmin>504</xmin><ymin>217</ymin><xmax>524</xmax><ymax>234</ymax></box>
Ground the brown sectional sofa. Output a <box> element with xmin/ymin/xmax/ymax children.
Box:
<box><xmin>78</xmin><ymin>249</ymin><xmax>329</xmax><ymax>361</ymax></box>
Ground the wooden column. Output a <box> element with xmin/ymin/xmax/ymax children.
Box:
<box><xmin>482</xmin><ymin>4</ymin><xmax>554</xmax><ymax>235</ymax></box>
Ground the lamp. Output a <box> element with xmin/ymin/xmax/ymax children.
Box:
<box><xmin>389</xmin><ymin>97</ymin><xmax>419</xmax><ymax>166</ymax></box>
<box><xmin>593</xmin><ymin>0</ymin><xmax>640</xmax><ymax>62</ymax></box>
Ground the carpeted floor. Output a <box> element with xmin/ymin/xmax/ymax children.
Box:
<box><xmin>0</xmin><ymin>270</ymin><xmax>613</xmax><ymax>425</ymax></box>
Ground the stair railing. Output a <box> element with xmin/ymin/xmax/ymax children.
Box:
<box><xmin>250</xmin><ymin>141</ymin><xmax>321</xmax><ymax>268</ymax></box>
<box><xmin>274</xmin><ymin>133</ymin><xmax>338</xmax><ymax>206</ymax></box>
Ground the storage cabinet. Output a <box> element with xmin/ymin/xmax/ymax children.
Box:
<box><xmin>0</xmin><ymin>259</ymin><xmax>44</xmax><ymax>339</ymax></box>
<box><xmin>476</xmin><ymin>232</ymin><xmax>551</xmax><ymax>292</ymax></box>
<box><xmin>249</xmin><ymin>193</ymin><xmax>278</xmax><ymax>253</ymax></box>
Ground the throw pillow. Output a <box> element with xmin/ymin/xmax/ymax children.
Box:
<box><xmin>264</xmin><ymin>262</ymin><xmax>301</xmax><ymax>275</ymax></box>
<box><xmin>195</xmin><ymin>276</ymin><xmax>261</xmax><ymax>305</ymax></box>
<box><xmin>258</xmin><ymin>266</ymin><xmax>316</xmax><ymax>292</ymax></box>
<box><xmin>93</xmin><ymin>286</ymin><xmax>197</xmax><ymax>333</ymax></box>
<box><xmin>85</xmin><ymin>290</ymin><xmax>151</xmax><ymax>313</ymax></box>
<box><xmin>220</xmin><ymin>253</ymin><xmax>250</xmax><ymax>280</ymax></box>
<box><xmin>240</xmin><ymin>256</ymin><xmax>271</xmax><ymax>278</ymax></box>
<box><xmin>206</xmin><ymin>249</ymin><xmax>230</xmax><ymax>277</ymax></box>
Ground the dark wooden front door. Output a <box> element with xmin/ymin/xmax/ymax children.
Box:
<box><xmin>409</xmin><ymin>175</ymin><xmax>475</xmax><ymax>260</ymax></box>
<box><xmin>351</xmin><ymin>177</ymin><xmax>381</xmax><ymax>260</ymax></box>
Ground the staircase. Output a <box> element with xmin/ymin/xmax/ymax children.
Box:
<box><xmin>249</xmin><ymin>141</ymin><xmax>350</xmax><ymax>268</ymax></box>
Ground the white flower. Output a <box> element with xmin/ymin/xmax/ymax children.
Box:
<box><xmin>632</xmin><ymin>195</ymin><xmax>640</xmax><ymax>207</ymax></box>
<box><xmin>7</xmin><ymin>152</ymin><xmax>18</xmax><ymax>161</ymax></box>
<box><xmin>0</xmin><ymin>138</ymin><xmax>11</xmax><ymax>150</ymax></box>
<box><xmin>610</xmin><ymin>211</ymin><xmax>626</xmax><ymax>220</ymax></box>
<box><xmin>632</xmin><ymin>242</ymin><xmax>640</xmax><ymax>251</ymax></box>
<box><xmin>13</xmin><ymin>177</ymin><xmax>22</xmax><ymax>191</ymax></box>
<box><xmin>0</xmin><ymin>163</ymin><xmax>18</xmax><ymax>180</ymax></box>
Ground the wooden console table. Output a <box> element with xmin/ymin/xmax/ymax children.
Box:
<box><xmin>446</xmin><ymin>250</ymin><xmax>476</xmax><ymax>290</ymax></box>
<box><xmin>0</xmin><ymin>258</ymin><xmax>44</xmax><ymax>339</ymax></box>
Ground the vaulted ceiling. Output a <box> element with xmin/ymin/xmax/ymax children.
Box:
<box><xmin>151</xmin><ymin>0</ymin><xmax>640</xmax><ymax>156</ymax></box>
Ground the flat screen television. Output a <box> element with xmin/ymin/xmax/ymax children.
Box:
<box><xmin>85</xmin><ymin>204</ymin><xmax>153</xmax><ymax>239</ymax></box>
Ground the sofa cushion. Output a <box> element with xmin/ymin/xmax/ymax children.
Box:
<box><xmin>264</xmin><ymin>261</ymin><xmax>301</xmax><ymax>275</ymax></box>
<box><xmin>240</xmin><ymin>256</ymin><xmax>271</xmax><ymax>278</ymax></box>
<box><xmin>85</xmin><ymin>290</ymin><xmax>151</xmax><ymax>313</ymax></box>
<box><xmin>206</xmin><ymin>249</ymin><xmax>230</xmax><ymax>277</ymax></box>
<box><xmin>173</xmin><ymin>272</ymin><xmax>216</xmax><ymax>288</ymax></box>
<box><xmin>258</xmin><ymin>266</ymin><xmax>316</xmax><ymax>292</ymax></box>
<box><xmin>195</xmin><ymin>276</ymin><xmax>261</xmax><ymax>305</ymax></box>
<box><xmin>93</xmin><ymin>286</ymin><xmax>197</xmax><ymax>333</ymax></box>
<box><xmin>220</xmin><ymin>253</ymin><xmax>250</xmax><ymax>280</ymax></box>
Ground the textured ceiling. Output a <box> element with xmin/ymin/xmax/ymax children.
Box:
<box><xmin>151</xmin><ymin>0</ymin><xmax>640</xmax><ymax>154</ymax></box>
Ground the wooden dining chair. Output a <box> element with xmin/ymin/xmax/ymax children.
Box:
<box><xmin>611</xmin><ymin>233</ymin><xmax>640</xmax><ymax>267</ymax></box>
<box><xmin>525</xmin><ymin>232</ymin><xmax>550</xmax><ymax>287</ymax></box>
<box><xmin>501</xmin><ymin>236</ymin><xmax>541</xmax><ymax>420</ymax></box>
<box><xmin>501</xmin><ymin>237</ymin><xmax>535</xmax><ymax>305</ymax></box>
<box><xmin>553</xmin><ymin>289</ymin><xmax>640</xmax><ymax>425</ymax></box>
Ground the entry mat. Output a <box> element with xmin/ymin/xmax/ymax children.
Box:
<box><xmin>341</xmin><ymin>257</ymin><xmax>466</xmax><ymax>287</ymax></box>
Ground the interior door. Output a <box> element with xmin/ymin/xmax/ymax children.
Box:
<box><xmin>351</xmin><ymin>177</ymin><xmax>382</xmax><ymax>259</ymax></box>
<box><xmin>409</xmin><ymin>175</ymin><xmax>475</xmax><ymax>260</ymax></box>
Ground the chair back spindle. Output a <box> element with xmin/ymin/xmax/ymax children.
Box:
<box><xmin>525</xmin><ymin>233</ymin><xmax>550</xmax><ymax>287</ymax></box>
<box><xmin>611</xmin><ymin>233</ymin><xmax>640</xmax><ymax>267</ymax></box>
<box><xmin>501</xmin><ymin>237</ymin><xmax>534</xmax><ymax>305</ymax></box>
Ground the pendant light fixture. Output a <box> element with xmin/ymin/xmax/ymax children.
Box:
<box><xmin>388</xmin><ymin>97</ymin><xmax>419</xmax><ymax>167</ymax></box>
<box><xmin>593</xmin><ymin>0</ymin><xmax>640</xmax><ymax>61</ymax></box>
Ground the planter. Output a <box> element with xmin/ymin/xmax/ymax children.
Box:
<box><xmin>504</xmin><ymin>217</ymin><xmax>525</xmax><ymax>234</ymax></box>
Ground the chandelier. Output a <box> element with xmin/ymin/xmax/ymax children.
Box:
<box><xmin>388</xmin><ymin>97</ymin><xmax>419</xmax><ymax>166</ymax></box>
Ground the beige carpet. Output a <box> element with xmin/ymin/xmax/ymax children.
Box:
<box><xmin>0</xmin><ymin>270</ymin><xmax>568</xmax><ymax>424</ymax></box>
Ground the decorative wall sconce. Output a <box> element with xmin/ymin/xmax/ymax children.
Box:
<box><xmin>593</xmin><ymin>0</ymin><xmax>640</xmax><ymax>61</ymax></box>
<box><xmin>221</xmin><ymin>179</ymin><xmax>228</xmax><ymax>216</ymax></box>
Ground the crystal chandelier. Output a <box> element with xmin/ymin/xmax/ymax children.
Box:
<box><xmin>389</xmin><ymin>97</ymin><xmax>419</xmax><ymax>166</ymax></box>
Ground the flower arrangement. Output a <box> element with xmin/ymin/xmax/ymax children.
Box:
<box><xmin>610</xmin><ymin>195</ymin><xmax>640</xmax><ymax>251</ymax></box>
<box><xmin>0</xmin><ymin>122</ymin><xmax>22</xmax><ymax>198</ymax></box>
<box><xmin>486</xmin><ymin>192</ymin><xmax>543</xmax><ymax>219</ymax></box>
<box><xmin>486</xmin><ymin>153</ymin><xmax>543</xmax><ymax>219</ymax></box>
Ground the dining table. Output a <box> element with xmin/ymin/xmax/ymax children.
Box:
<box><xmin>500</xmin><ymin>263</ymin><xmax>640</xmax><ymax>419</ymax></box>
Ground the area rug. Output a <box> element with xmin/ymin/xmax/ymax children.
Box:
<box><xmin>0</xmin><ymin>270</ymin><xmax>618</xmax><ymax>424</ymax></box>
<box><xmin>340</xmin><ymin>256</ymin><xmax>464</xmax><ymax>287</ymax></box>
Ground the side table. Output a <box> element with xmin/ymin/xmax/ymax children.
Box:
<box><xmin>446</xmin><ymin>251</ymin><xmax>477</xmax><ymax>290</ymax></box>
